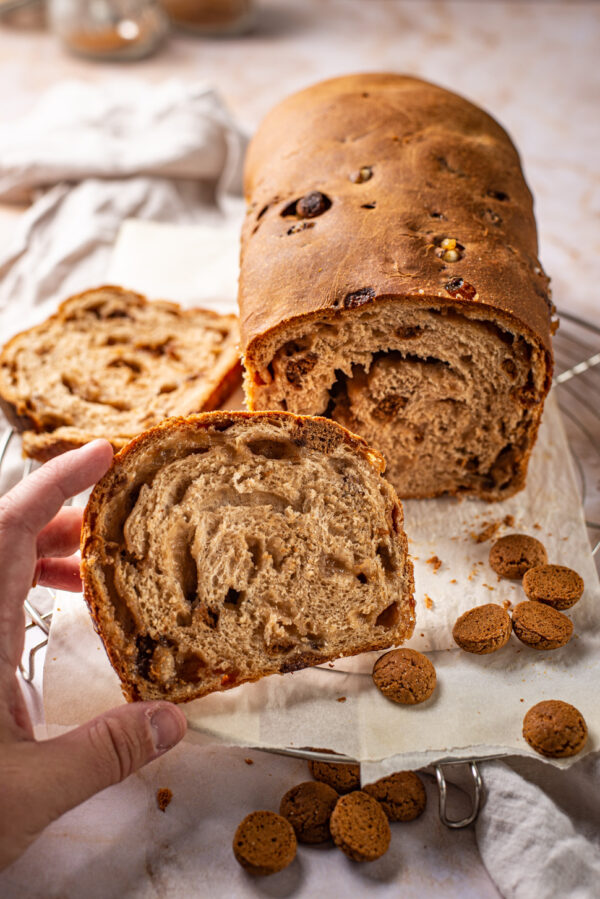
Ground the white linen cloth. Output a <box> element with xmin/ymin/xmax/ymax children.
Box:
<box><xmin>0</xmin><ymin>79</ymin><xmax>598</xmax><ymax>899</ymax></box>
<box><xmin>0</xmin><ymin>79</ymin><xmax>245</xmax><ymax>342</ymax></box>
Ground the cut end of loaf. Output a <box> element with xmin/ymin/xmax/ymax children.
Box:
<box><xmin>81</xmin><ymin>411</ymin><xmax>415</xmax><ymax>702</ymax></box>
<box><xmin>244</xmin><ymin>299</ymin><xmax>551</xmax><ymax>501</ymax></box>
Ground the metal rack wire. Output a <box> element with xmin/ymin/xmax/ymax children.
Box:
<box><xmin>1</xmin><ymin>306</ymin><xmax>598</xmax><ymax>829</ymax></box>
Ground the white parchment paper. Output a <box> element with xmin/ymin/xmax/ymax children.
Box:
<box><xmin>44</xmin><ymin>220</ymin><xmax>600</xmax><ymax>776</ymax></box>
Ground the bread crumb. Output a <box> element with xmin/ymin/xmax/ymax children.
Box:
<box><xmin>157</xmin><ymin>787</ymin><xmax>172</xmax><ymax>812</ymax></box>
<box><xmin>502</xmin><ymin>599</ymin><xmax>512</xmax><ymax>610</ymax></box>
<box><xmin>483</xmin><ymin>584</ymin><xmax>495</xmax><ymax>591</ymax></box>
<box><xmin>244</xmin><ymin>758</ymin><xmax>254</xmax><ymax>765</ymax></box>
<box><xmin>424</xmin><ymin>595</ymin><xmax>434</xmax><ymax>610</ymax></box>
<box><xmin>503</xmin><ymin>515</ymin><xmax>515</xmax><ymax>527</ymax></box>
<box><xmin>337</xmin><ymin>696</ymin><xmax>347</xmax><ymax>703</ymax></box>
<box><xmin>426</xmin><ymin>555</ymin><xmax>442</xmax><ymax>572</ymax></box>
<box><xmin>520</xmin><ymin>698</ymin><xmax>524</xmax><ymax>702</ymax></box>
<box><xmin>533</xmin><ymin>523</ymin><xmax>541</xmax><ymax>530</ymax></box>
<box><xmin>472</xmin><ymin>521</ymin><xmax>500</xmax><ymax>543</ymax></box>
<box><xmin>450</xmin><ymin>578</ymin><xmax>457</xmax><ymax>584</ymax></box>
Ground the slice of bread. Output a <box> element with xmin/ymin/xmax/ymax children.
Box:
<box><xmin>81</xmin><ymin>411</ymin><xmax>415</xmax><ymax>702</ymax></box>
<box><xmin>0</xmin><ymin>286</ymin><xmax>241</xmax><ymax>460</ymax></box>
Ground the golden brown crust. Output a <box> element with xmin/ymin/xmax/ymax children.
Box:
<box><xmin>0</xmin><ymin>285</ymin><xmax>242</xmax><ymax>460</ymax></box>
<box><xmin>81</xmin><ymin>410</ymin><xmax>415</xmax><ymax>703</ymax></box>
<box><xmin>239</xmin><ymin>73</ymin><xmax>553</xmax><ymax>357</ymax></box>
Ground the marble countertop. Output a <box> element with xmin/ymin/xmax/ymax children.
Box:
<box><xmin>0</xmin><ymin>2</ymin><xmax>598</xmax><ymax>897</ymax></box>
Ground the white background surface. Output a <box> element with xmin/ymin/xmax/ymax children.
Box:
<box><xmin>0</xmin><ymin>2</ymin><xmax>599</xmax><ymax>897</ymax></box>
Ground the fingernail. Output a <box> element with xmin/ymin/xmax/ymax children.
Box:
<box><xmin>149</xmin><ymin>705</ymin><xmax>186</xmax><ymax>752</ymax></box>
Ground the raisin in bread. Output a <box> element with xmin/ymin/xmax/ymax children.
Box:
<box><xmin>81</xmin><ymin>411</ymin><xmax>415</xmax><ymax>702</ymax></box>
<box><xmin>238</xmin><ymin>74</ymin><xmax>554</xmax><ymax>500</ymax></box>
<box><xmin>0</xmin><ymin>286</ymin><xmax>241</xmax><ymax>461</ymax></box>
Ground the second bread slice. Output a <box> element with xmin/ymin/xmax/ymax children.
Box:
<box><xmin>0</xmin><ymin>285</ymin><xmax>241</xmax><ymax>460</ymax></box>
<box><xmin>81</xmin><ymin>411</ymin><xmax>415</xmax><ymax>702</ymax></box>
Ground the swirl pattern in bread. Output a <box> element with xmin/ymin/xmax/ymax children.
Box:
<box><xmin>81</xmin><ymin>411</ymin><xmax>415</xmax><ymax>702</ymax></box>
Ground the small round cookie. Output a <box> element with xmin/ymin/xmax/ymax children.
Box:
<box><xmin>523</xmin><ymin>700</ymin><xmax>588</xmax><ymax>758</ymax></box>
<box><xmin>363</xmin><ymin>771</ymin><xmax>427</xmax><ymax>822</ymax></box>
<box><xmin>233</xmin><ymin>811</ymin><xmax>297</xmax><ymax>876</ymax></box>
<box><xmin>523</xmin><ymin>564</ymin><xmax>584</xmax><ymax>610</ymax></box>
<box><xmin>489</xmin><ymin>534</ymin><xmax>548</xmax><ymax>579</ymax></box>
<box><xmin>279</xmin><ymin>781</ymin><xmax>339</xmax><ymax>844</ymax></box>
<box><xmin>308</xmin><ymin>749</ymin><xmax>361</xmax><ymax>793</ymax></box>
<box><xmin>452</xmin><ymin>603</ymin><xmax>512</xmax><ymax>654</ymax></box>
<box><xmin>329</xmin><ymin>791</ymin><xmax>391</xmax><ymax>862</ymax></box>
<box><xmin>512</xmin><ymin>601</ymin><xmax>573</xmax><ymax>650</ymax></box>
<box><xmin>372</xmin><ymin>648</ymin><xmax>436</xmax><ymax>704</ymax></box>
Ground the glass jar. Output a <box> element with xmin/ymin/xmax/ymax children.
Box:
<box><xmin>49</xmin><ymin>0</ymin><xmax>169</xmax><ymax>60</ymax></box>
<box><xmin>159</xmin><ymin>0</ymin><xmax>254</xmax><ymax>36</ymax></box>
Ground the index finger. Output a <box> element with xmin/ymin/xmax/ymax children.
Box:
<box><xmin>0</xmin><ymin>440</ymin><xmax>113</xmax><ymax>538</ymax></box>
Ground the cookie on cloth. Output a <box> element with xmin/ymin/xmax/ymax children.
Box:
<box><xmin>363</xmin><ymin>771</ymin><xmax>427</xmax><ymax>822</ymax></box>
<box><xmin>233</xmin><ymin>811</ymin><xmax>297</xmax><ymax>876</ymax></box>
<box><xmin>329</xmin><ymin>791</ymin><xmax>391</xmax><ymax>862</ymax></box>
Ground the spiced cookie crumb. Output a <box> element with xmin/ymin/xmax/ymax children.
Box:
<box><xmin>473</xmin><ymin>521</ymin><xmax>500</xmax><ymax>543</ymax></box>
<box><xmin>244</xmin><ymin>758</ymin><xmax>254</xmax><ymax>765</ymax></box>
<box><xmin>363</xmin><ymin>771</ymin><xmax>426</xmax><ymax>822</ymax></box>
<box><xmin>372</xmin><ymin>648</ymin><xmax>436</xmax><ymax>704</ymax></box>
<box><xmin>329</xmin><ymin>792</ymin><xmax>391</xmax><ymax>862</ymax></box>
<box><xmin>523</xmin><ymin>700</ymin><xmax>587</xmax><ymax>758</ymax></box>
<box><xmin>452</xmin><ymin>604</ymin><xmax>511</xmax><ymax>654</ymax></box>
<box><xmin>156</xmin><ymin>787</ymin><xmax>172</xmax><ymax>812</ymax></box>
<box><xmin>512</xmin><ymin>601</ymin><xmax>573</xmax><ymax>650</ymax></box>
<box><xmin>489</xmin><ymin>534</ymin><xmax>547</xmax><ymax>579</ymax></box>
<box><xmin>233</xmin><ymin>811</ymin><xmax>297</xmax><ymax>876</ymax></box>
<box><xmin>279</xmin><ymin>781</ymin><xmax>339</xmax><ymax>843</ymax></box>
<box><xmin>522</xmin><ymin>564</ymin><xmax>584</xmax><ymax>610</ymax></box>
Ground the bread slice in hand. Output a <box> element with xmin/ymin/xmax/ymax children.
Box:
<box><xmin>81</xmin><ymin>411</ymin><xmax>415</xmax><ymax>702</ymax></box>
<box><xmin>0</xmin><ymin>286</ymin><xmax>241</xmax><ymax>460</ymax></box>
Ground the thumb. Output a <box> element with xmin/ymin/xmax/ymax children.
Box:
<box><xmin>35</xmin><ymin>702</ymin><xmax>187</xmax><ymax>822</ymax></box>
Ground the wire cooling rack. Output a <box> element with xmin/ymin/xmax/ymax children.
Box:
<box><xmin>1</xmin><ymin>306</ymin><xmax>598</xmax><ymax>829</ymax></box>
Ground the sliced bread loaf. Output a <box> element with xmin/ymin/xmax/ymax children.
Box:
<box><xmin>238</xmin><ymin>74</ymin><xmax>554</xmax><ymax>500</ymax></box>
<box><xmin>81</xmin><ymin>411</ymin><xmax>415</xmax><ymax>702</ymax></box>
<box><xmin>0</xmin><ymin>285</ymin><xmax>241</xmax><ymax>460</ymax></box>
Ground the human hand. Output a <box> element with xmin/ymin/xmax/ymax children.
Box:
<box><xmin>0</xmin><ymin>440</ymin><xmax>187</xmax><ymax>871</ymax></box>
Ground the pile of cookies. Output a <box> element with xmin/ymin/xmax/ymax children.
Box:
<box><xmin>233</xmin><ymin>758</ymin><xmax>426</xmax><ymax>875</ymax></box>
<box><xmin>452</xmin><ymin>533</ymin><xmax>584</xmax><ymax>655</ymax></box>
<box><xmin>367</xmin><ymin>533</ymin><xmax>588</xmax><ymax>760</ymax></box>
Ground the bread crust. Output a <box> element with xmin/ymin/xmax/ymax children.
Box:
<box><xmin>238</xmin><ymin>74</ymin><xmax>554</xmax><ymax>500</ymax></box>
<box><xmin>81</xmin><ymin>410</ymin><xmax>415</xmax><ymax>703</ymax></box>
<box><xmin>0</xmin><ymin>285</ymin><xmax>242</xmax><ymax>460</ymax></box>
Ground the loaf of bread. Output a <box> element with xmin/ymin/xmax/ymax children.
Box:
<box><xmin>81</xmin><ymin>411</ymin><xmax>415</xmax><ymax>702</ymax></box>
<box><xmin>0</xmin><ymin>286</ymin><xmax>241</xmax><ymax>461</ymax></box>
<box><xmin>238</xmin><ymin>74</ymin><xmax>554</xmax><ymax>500</ymax></box>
